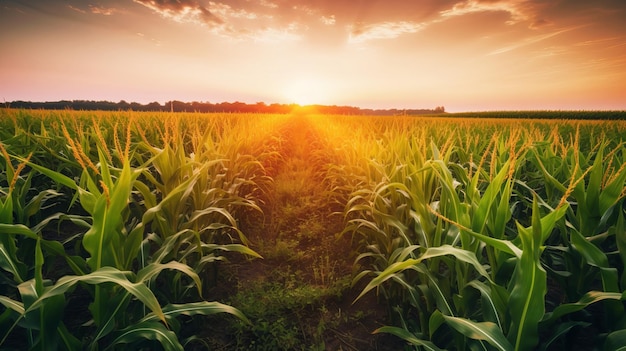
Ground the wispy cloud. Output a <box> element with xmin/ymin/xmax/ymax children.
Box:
<box><xmin>608</xmin><ymin>41</ymin><xmax>626</xmax><ymax>49</ymax></box>
<box><xmin>259</xmin><ymin>0</ymin><xmax>278</xmax><ymax>9</ymax></box>
<box><xmin>344</xmin><ymin>0</ymin><xmax>554</xmax><ymax>45</ymax></box>
<box><xmin>133</xmin><ymin>0</ymin><xmax>302</xmax><ymax>42</ymax></box>
<box><xmin>529</xmin><ymin>45</ymin><xmax>569</xmax><ymax>59</ymax></box>
<box><xmin>488</xmin><ymin>26</ymin><xmax>579</xmax><ymax>55</ymax></box>
<box><xmin>441</xmin><ymin>0</ymin><xmax>527</xmax><ymax>25</ymax></box>
<box><xmin>574</xmin><ymin>37</ymin><xmax>620</xmax><ymax>47</ymax></box>
<box><xmin>89</xmin><ymin>5</ymin><xmax>117</xmax><ymax>16</ymax></box>
<box><xmin>320</xmin><ymin>15</ymin><xmax>335</xmax><ymax>26</ymax></box>
<box><xmin>440</xmin><ymin>0</ymin><xmax>552</xmax><ymax>28</ymax></box>
<box><xmin>210</xmin><ymin>2</ymin><xmax>257</xmax><ymax>20</ymax></box>
<box><xmin>67</xmin><ymin>5</ymin><xmax>86</xmax><ymax>14</ymax></box>
<box><xmin>136</xmin><ymin>32</ymin><xmax>162</xmax><ymax>46</ymax></box>
<box><xmin>246</xmin><ymin>23</ymin><xmax>302</xmax><ymax>43</ymax></box>
<box><xmin>348</xmin><ymin>21</ymin><xmax>425</xmax><ymax>44</ymax></box>
<box><xmin>68</xmin><ymin>4</ymin><xmax>118</xmax><ymax>16</ymax></box>
<box><xmin>133</xmin><ymin>0</ymin><xmax>224</xmax><ymax>26</ymax></box>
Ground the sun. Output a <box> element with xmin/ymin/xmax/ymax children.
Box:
<box><xmin>282</xmin><ymin>77</ymin><xmax>332</xmax><ymax>105</ymax></box>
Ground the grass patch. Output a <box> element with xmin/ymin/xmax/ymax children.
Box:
<box><xmin>226</xmin><ymin>267</ymin><xmax>351</xmax><ymax>350</ymax></box>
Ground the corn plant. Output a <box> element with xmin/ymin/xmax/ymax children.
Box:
<box><xmin>0</xmin><ymin>112</ymin><xmax>260</xmax><ymax>350</ymax></box>
<box><xmin>338</xmin><ymin>116</ymin><xmax>626</xmax><ymax>350</ymax></box>
<box><xmin>0</xmin><ymin>142</ymin><xmax>80</xmax><ymax>349</ymax></box>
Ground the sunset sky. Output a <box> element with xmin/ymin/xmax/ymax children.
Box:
<box><xmin>1</xmin><ymin>0</ymin><xmax>625</xmax><ymax>111</ymax></box>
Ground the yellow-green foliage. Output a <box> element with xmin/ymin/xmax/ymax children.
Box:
<box><xmin>0</xmin><ymin>109</ymin><xmax>271</xmax><ymax>349</ymax></box>
<box><xmin>327</xmin><ymin>114</ymin><xmax>626</xmax><ymax>350</ymax></box>
<box><xmin>1</xmin><ymin>108</ymin><xmax>626</xmax><ymax>350</ymax></box>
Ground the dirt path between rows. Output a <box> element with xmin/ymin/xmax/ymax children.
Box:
<box><xmin>214</xmin><ymin>114</ymin><xmax>402</xmax><ymax>350</ymax></box>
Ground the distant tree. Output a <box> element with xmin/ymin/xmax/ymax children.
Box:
<box><xmin>146</xmin><ymin>101</ymin><xmax>162</xmax><ymax>111</ymax></box>
<box><xmin>118</xmin><ymin>100</ymin><xmax>130</xmax><ymax>110</ymax></box>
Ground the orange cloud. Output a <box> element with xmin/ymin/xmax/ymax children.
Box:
<box><xmin>348</xmin><ymin>21</ymin><xmax>425</xmax><ymax>43</ymax></box>
<box><xmin>439</xmin><ymin>0</ymin><xmax>552</xmax><ymax>28</ymax></box>
<box><xmin>89</xmin><ymin>5</ymin><xmax>117</xmax><ymax>16</ymax></box>
<box><xmin>133</xmin><ymin>0</ymin><xmax>224</xmax><ymax>26</ymax></box>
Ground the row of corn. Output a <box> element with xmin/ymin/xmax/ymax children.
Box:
<box><xmin>323</xmin><ymin>116</ymin><xmax>626</xmax><ymax>350</ymax></box>
<box><xmin>0</xmin><ymin>109</ymin><xmax>289</xmax><ymax>350</ymax></box>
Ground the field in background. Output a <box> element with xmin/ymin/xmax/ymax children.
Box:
<box><xmin>1</xmin><ymin>108</ymin><xmax>626</xmax><ymax>350</ymax></box>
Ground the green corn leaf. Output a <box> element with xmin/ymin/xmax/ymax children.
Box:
<box><xmin>570</xmin><ymin>228</ymin><xmax>619</xmax><ymax>293</ymax></box>
<box><xmin>466</xmin><ymin>280</ymin><xmax>505</xmax><ymax>329</ymax></box>
<box><xmin>599</xmin><ymin>166</ymin><xmax>626</xmax><ymax>215</ymax></box>
<box><xmin>419</xmin><ymin>245</ymin><xmax>493</xmax><ymax>283</ymax></box>
<box><xmin>92</xmin><ymin>293</ymin><xmax>133</xmax><ymax>346</ymax></box>
<box><xmin>123</xmin><ymin>223</ymin><xmax>145</xmax><ymax>271</ymax></box>
<box><xmin>200</xmin><ymin>243</ymin><xmax>263</xmax><ymax>259</ymax></box>
<box><xmin>133</xmin><ymin>179</ymin><xmax>157</xmax><ymax>210</ymax></box>
<box><xmin>374</xmin><ymin>325</ymin><xmax>443</xmax><ymax>351</ymax></box>
<box><xmin>82</xmin><ymin>195</ymin><xmax>119</xmax><ymax>270</ymax></box>
<box><xmin>428</xmin><ymin>218</ymin><xmax>523</xmax><ymax>259</ymax></box>
<box><xmin>389</xmin><ymin>244</ymin><xmax>421</xmax><ymax>263</ymax></box>
<box><xmin>106</xmin><ymin>321</ymin><xmax>183</xmax><ymax>351</ymax></box>
<box><xmin>140</xmin><ymin>301</ymin><xmax>251</xmax><ymax>325</ymax></box>
<box><xmin>137</xmin><ymin>261</ymin><xmax>203</xmax><ymax>296</ymax></box>
<box><xmin>34</xmin><ymin>238</ymin><xmax>44</xmax><ymax>293</ymax></box>
<box><xmin>23</xmin><ymin>267</ymin><xmax>166</xmax><ymax>324</ymax></box>
<box><xmin>541</xmin><ymin>291</ymin><xmax>624</xmax><ymax>326</ymax></box>
<box><xmin>604</xmin><ymin>329</ymin><xmax>626</xmax><ymax>351</ymax></box>
<box><xmin>83</xmin><ymin>158</ymin><xmax>138</xmax><ymax>270</ymax></box>
<box><xmin>0</xmin><ymin>300</ymin><xmax>24</xmax><ymax>346</ymax></box>
<box><xmin>150</xmin><ymin>229</ymin><xmax>196</xmax><ymax>264</ymax></box>
<box><xmin>354</xmin><ymin>245</ymin><xmax>492</xmax><ymax>303</ymax></box>
<box><xmin>0</xmin><ymin>222</ymin><xmax>78</xmax><ymax>282</ymax></box>
<box><xmin>584</xmin><ymin>145</ymin><xmax>604</xmax><ymax>215</ymax></box>
<box><xmin>97</xmin><ymin>147</ymin><xmax>113</xmax><ymax>189</ymax></box>
<box><xmin>0</xmin><ymin>195</ymin><xmax>13</xmax><ymax>224</ymax></box>
<box><xmin>507</xmin><ymin>199</ymin><xmax>546</xmax><ymax>351</ymax></box>
<box><xmin>353</xmin><ymin>259</ymin><xmax>417</xmax><ymax>303</ymax></box>
<box><xmin>136</xmin><ymin>173</ymin><xmax>198</xmax><ymax>237</ymax></box>
<box><xmin>78</xmin><ymin>172</ymin><xmax>99</xmax><ymax>214</ymax></box>
<box><xmin>615</xmin><ymin>211</ymin><xmax>626</xmax><ymax>289</ymax></box>
<box><xmin>0</xmin><ymin>238</ymin><xmax>27</xmax><ymax>283</ymax></box>
<box><xmin>56</xmin><ymin>322</ymin><xmax>82</xmax><ymax>351</ymax></box>
<box><xmin>492</xmin><ymin>179</ymin><xmax>513</xmax><ymax>240</ymax></box>
<box><xmin>539</xmin><ymin>321</ymin><xmax>591</xmax><ymax>351</ymax></box>
<box><xmin>429</xmin><ymin>307</ymin><xmax>446</xmax><ymax>338</ymax></box>
<box><xmin>23</xmin><ymin>189</ymin><xmax>61</xmax><ymax>222</ymax></box>
<box><xmin>29</xmin><ymin>212</ymin><xmax>91</xmax><ymax>235</ymax></box>
<box><xmin>34</xmin><ymin>247</ymin><xmax>67</xmax><ymax>351</ymax></box>
<box><xmin>391</xmin><ymin>273</ymin><xmax>424</xmax><ymax>310</ymax></box>
<box><xmin>0</xmin><ymin>223</ymin><xmax>39</xmax><ymax>240</ymax></box>
<box><xmin>472</xmin><ymin>161</ymin><xmax>510</xmax><ymax>234</ymax></box>
<box><xmin>14</xmin><ymin>239</ymin><xmax>67</xmax><ymax>351</ymax></box>
<box><xmin>431</xmin><ymin>310</ymin><xmax>513</xmax><ymax>351</ymax></box>
<box><xmin>0</xmin><ymin>295</ymin><xmax>25</xmax><ymax>314</ymax></box>
<box><xmin>13</xmin><ymin>157</ymin><xmax>79</xmax><ymax>191</ymax></box>
<box><xmin>422</xmin><ymin>267</ymin><xmax>454</xmax><ymax>316</ymax></box>
<box><xmin>529</xmin><ymin>151</ymin><xmax>568</xmax><ymax>194</ymax></box>
<box><xmin>539</xmin><ymin>204</ymin><xmax>568</xmax><ymax>243</ymax></box>
<box><xmin>187</xmin><ymin>206</ymin><xmax>239</xmax><ymax>230</ymax></box>
<box><xmin>19</xmin><ymin>158</ymin><xmax>98</xmax><ymax>214</ymax></box>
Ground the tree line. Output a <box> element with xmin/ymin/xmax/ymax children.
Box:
<box><xmin>5</xmin><ymin>100</ymin><xmax>444</xmax><ymax>115</ymax></box>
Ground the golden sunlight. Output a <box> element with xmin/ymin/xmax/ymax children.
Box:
<box><xmin>282</xmin><ymin>77</ymin><xmax>332</xmax><ymax>105</ymax></box>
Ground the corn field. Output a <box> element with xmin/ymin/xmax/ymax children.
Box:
<box><xmin>1</xmin><ymin>108</ymin><xmax>626</xmax><ymax>350</ymax></box>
